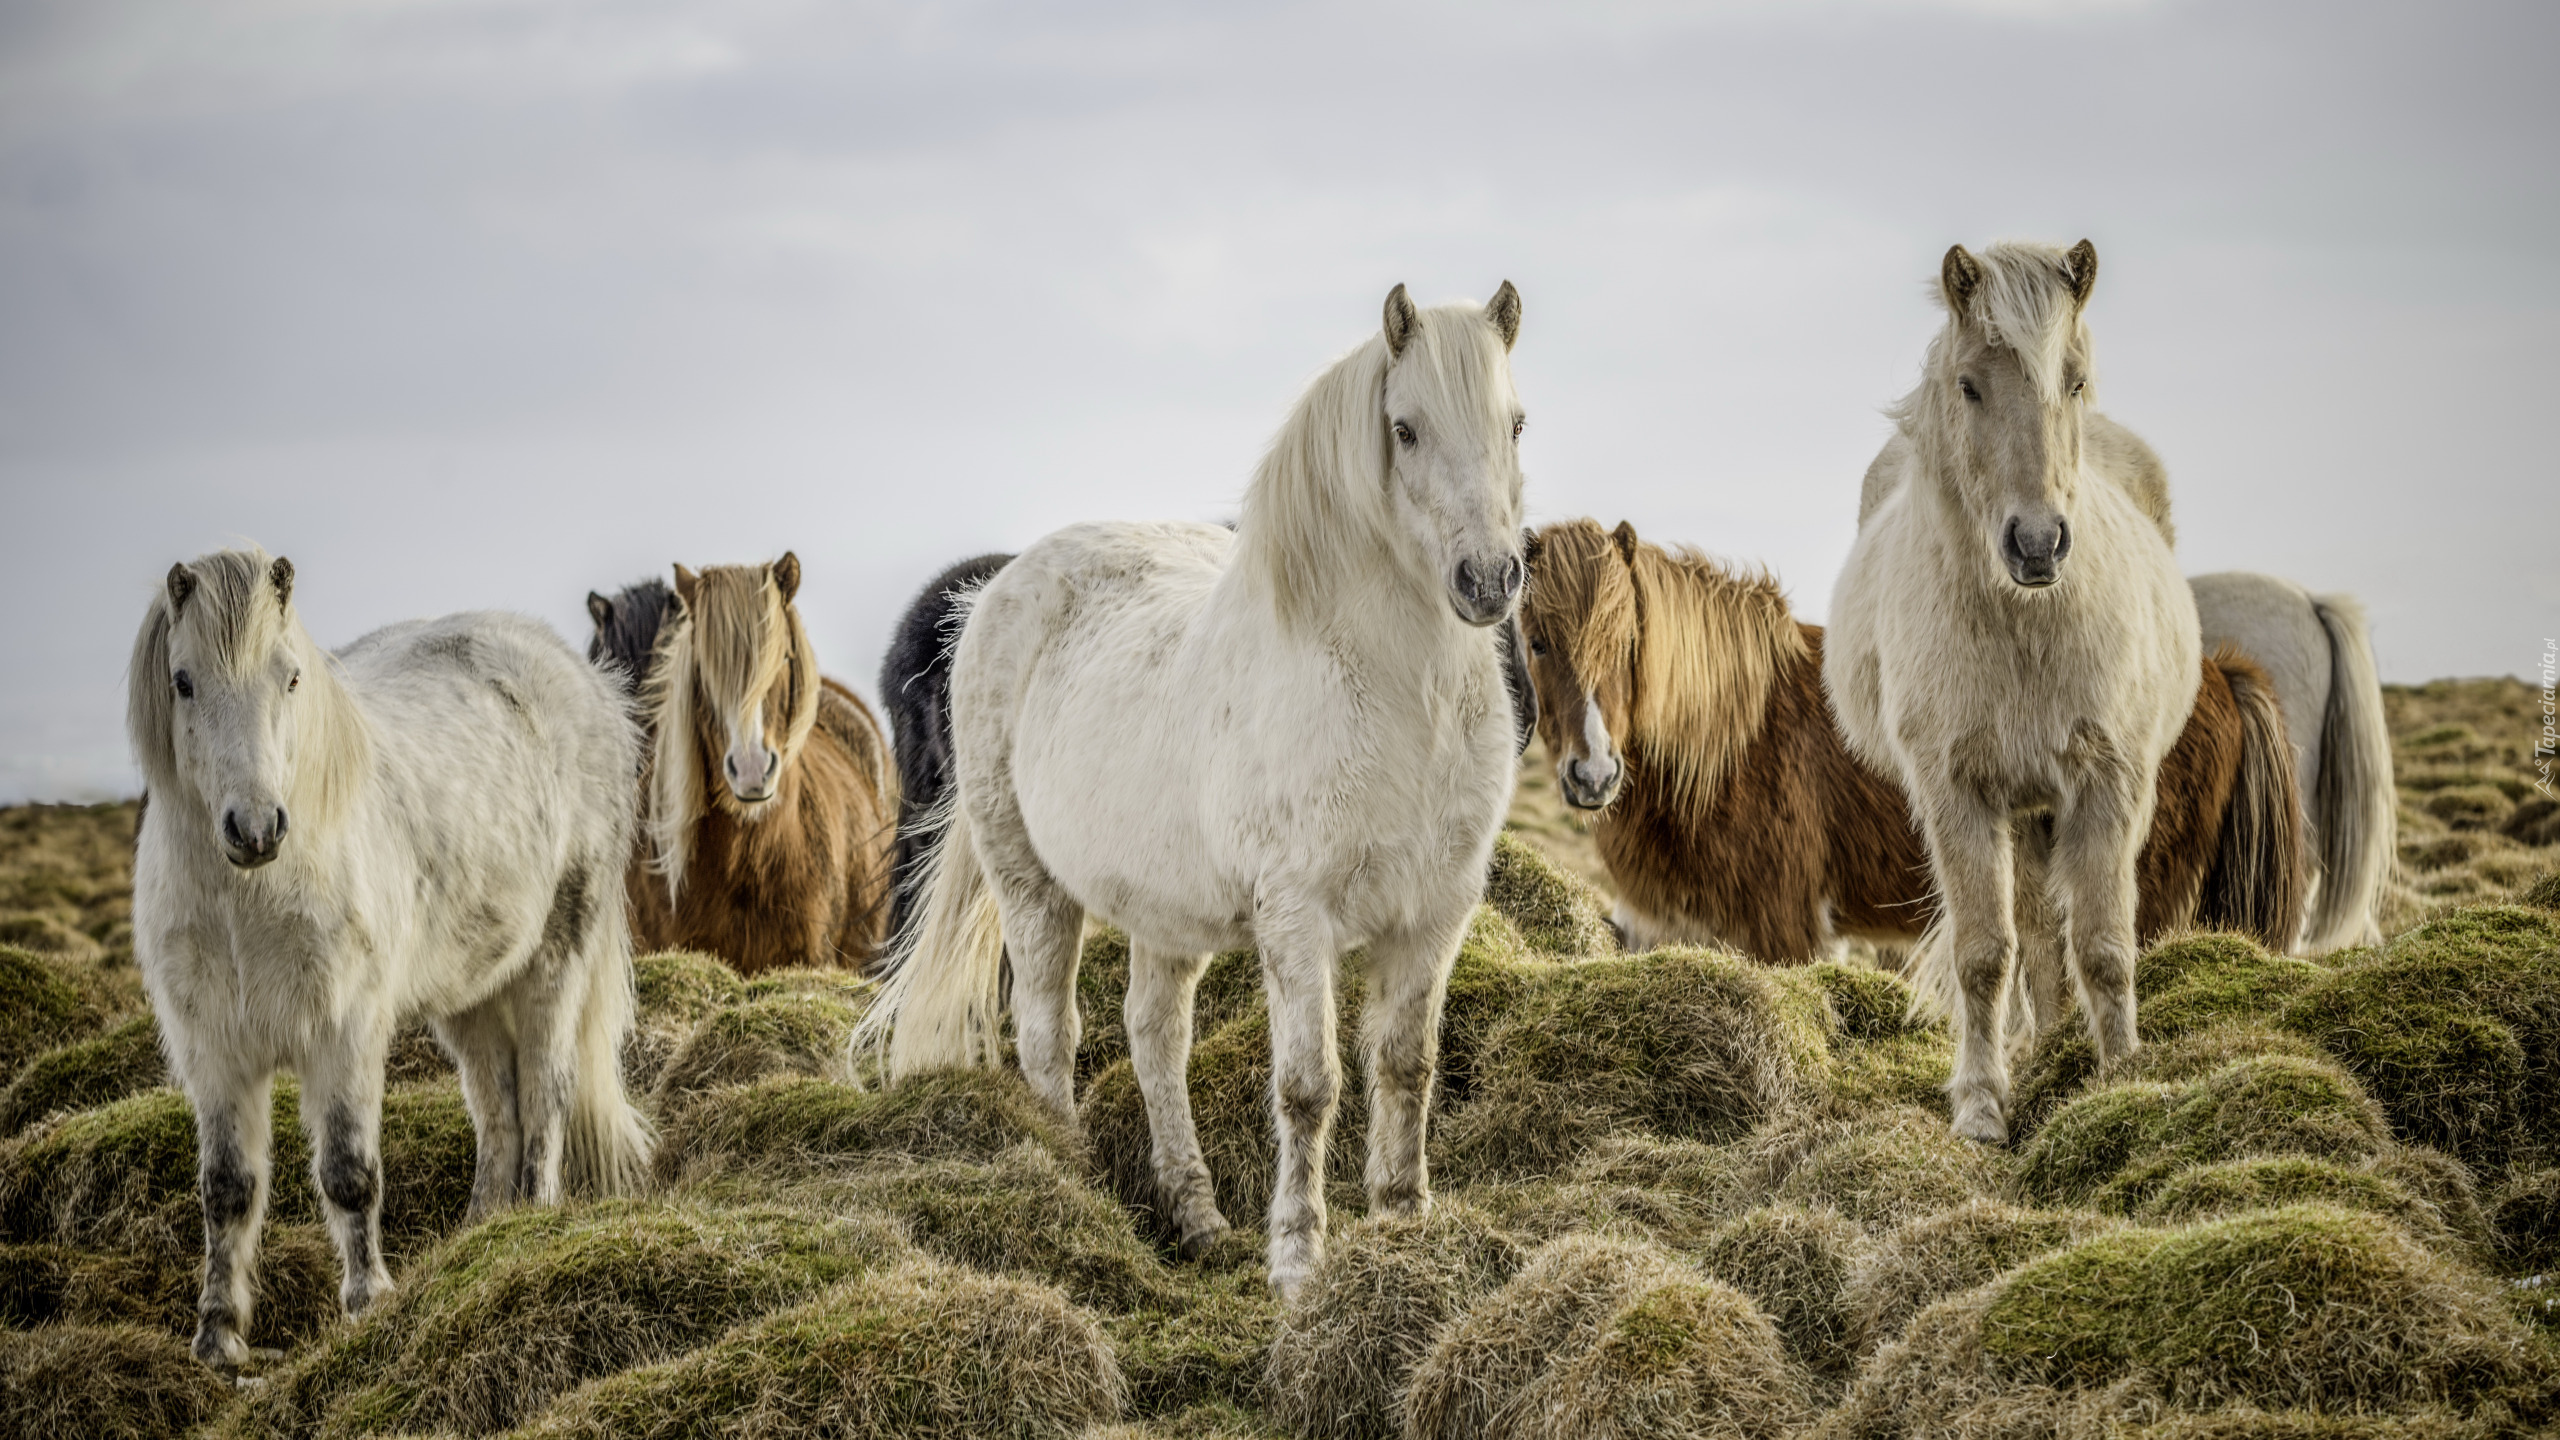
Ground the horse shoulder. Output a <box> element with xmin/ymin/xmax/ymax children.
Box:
<box><xmin>2086</xmin><ymin>412</ymin><xmax>2175</xmax><ymax>548</ymax></box>
<box><xmin>1855</xmin><ymin>429</ymin><xmax>1917</xmax><ymax>528</ymax></box>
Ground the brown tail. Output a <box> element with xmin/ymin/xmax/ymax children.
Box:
<box><xmin>2194</xmin><ymin>648</ymin><xmax>2308</xmax><ymax>950</ymax></box>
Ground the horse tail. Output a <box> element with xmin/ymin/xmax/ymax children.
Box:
<box><xmin>2301</xmin><ymin>593</ymin><xmax>2394</xmax><ymax>952</ymax></box>
<box><xmin>879</xmin><ymin>553</ymin><xmax>1011</xmax><ymax>943</ymax></box>
<box><xmin>2195</xmin><ymin>649</ymin><xmax>2309</xmax><ymax>952</ymax></box>
<box><xmin>848</xmin><ymin>793</ymin><xmax>1007</xmax><ymax>1083</ymax></box>
<box><xmin>564</xmin><ymin>874</ymin><xmax>655</xmax><ymax>1196</ymax></box>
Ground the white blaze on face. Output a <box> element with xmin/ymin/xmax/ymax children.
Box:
<box><xmin>724</xmin><ymin>698</ymin><xmax>778</xmax><ymax>799</ymax></box>
<box><xmin>1558</xmin><ymin>688</ymin><xmax>1621</xmax><ymax>796</ymax></box>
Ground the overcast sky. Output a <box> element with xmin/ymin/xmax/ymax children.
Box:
<box><xmin>2</xmin><ymin>0</ymin><xmax>2552</xmax><ymax>802</ymax></box>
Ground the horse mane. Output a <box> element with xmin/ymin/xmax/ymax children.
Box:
<box><xmin>126</xmin><ymin>547</ymin><xmax>370</xmax><ymax>834</ymax></box>
<box><xmin>1236</xmin><ymin>303</ymin><xmax>1511</xmax><ymax>631</ymax></box>
<box><xmin>589</xmin><ymin>577</ymin><xmax>679</xmax><ymax>695</ymax></box>
<box><xmin>1891</xmin><ymin>240</ymin><xmax>2094</xmax><ymax>445</ymax></box>
<box><xmin>1535</xmin><ymin>519</ymin><xmax>1805</xmax><ymax>810</ymax></box>
<box><xmin>641</xmin><ymin>564</ymin><xmax>820</xmax><ymax>901</ymax></box>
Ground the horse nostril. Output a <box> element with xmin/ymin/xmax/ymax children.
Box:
<box><xmin>1453</xmin><ymin>559</ymin><xmax>1478</xmax><ymax>598</ymax></box>
<box><xmin>272</xmin><ymin>808</ymin><xmax>288</xmax><ymax>841</ymax></box>
<box><xmin>2053</xmin><ymin>518</ymin><xmax>2072</xmax><ymax>561</ymax></box>
<box><xmin>1502</xmin><ymin>556</ymin><xmax>1523</xmax><ymax>599</ymax></box>
<box><xmin>725</xmin><ymin>754</ymin><xmax>739</xmax><ymax>781</ymax></box>
<box><xmin>223</xmin><ymin>810</ymin><xmax>244</xmax><ymax>848</ymax></box>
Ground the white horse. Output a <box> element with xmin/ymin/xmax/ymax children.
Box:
<box><xmin>127</xmin><ymin>549</ymin><xmax>652</xmax><ymax>1366</ymax></box>
<box><xmin>853</xmin><ymin>283</ymin><xmax>1528</xmax><ymax>1297</ymax></box>
<box><xmin>2191</xmin><ymin>573</ymin><xmax>2394</xmax><ymax>952</ymax></box>
<box><xmin>1827</xmin><ymin>241</ymin><xmax>2201</xmax><ymax>1144</ymax></box>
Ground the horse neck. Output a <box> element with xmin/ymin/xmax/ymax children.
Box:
<box><xmin>281</xmin><ymin>633</ymin><xmax>372</xmax><ymax>842</ymax></box>
<box><xmin>1623</xmin><ymin>547</ymin><xmax>1800</xmax><ymax>809</ymax></box>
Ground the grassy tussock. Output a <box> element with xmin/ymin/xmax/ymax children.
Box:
<box><xmin>1508</xmin><ymin>1270</ymin><xmax>1808</xmax><ymax>1440</ymax></box>
<box><xmin>513</xmin><ymin>1260</ymin><xmax>1124</xmax><ymax>1440</ymax></box>
<box><xmin>2489</xmin><ymin>1167</ymin><xmax>2560</xmax><ymax>1273</ymax></box>
<box><xmin>1104</xmin><ymin>1235</ymin><xmax>1283</xmax><ymax>1417</ymax></box>
<box><xmin>1695</xmin><ymin>1203</ymin><xmax>1868</xmax><ymax>1380</ymax></box>
<box><xmin>1436</xmin><ymin>949</ymin><xmax>1813</xmax><ymax>1183</ymax></box>
<box><xmin>1083</xmin><ymin>1400</ymin><xmax>1289</xmax><ymax>1439</ymax></box>
<box><xmin>1403</xmin><ymin>1232</ymin><xmax>1694</xmax><ymax>1439</ymax></box>
<box><xmin>649</xmin><ymin>992</ymin><xmax>864</xmax><ymax>1105</ymax></box>
<box><xmin>0</xmin><ymin>1321</ymin><xmax>232</xmax><ymax>1440</ymax></box>
<box><xmin>1483</xmin><ymin>831</ymin><xmax>1619</xmax><ymax>956</ymax></box>
<box><xmin>1262</xmin><ymin>1202</ymin><xmax>1527</xmax><ymax>1440</ymax></box>
<box><xmin>660</xmin><ymin>1069</ymin><xmax>1073</xmax><ymax>1184</ymax></box>
<box><xmin>2019</xmin><ymin>1054</ymin><xmax>2394</xmax><ymax>1212</ymax></box>
<box><xmin>0</xmin><ymin>944</ymin><xmax>104</xmax><ymax>1082</ymax></box>
<box><xmin>216</xmin><ymin>1199</ymin><xmax>911</xmax><ymax>1438</ymax></box>
<box><xmin>2133</xmin><ymin>1155</ymin><xmax>2473</xmax><ymax>1254</ymax></box>
<box><xmin>1828</xmin><ymin>1205</ymin><xmax>2557</xmax><ymax>1436</ymax></box>
<box><xmin>0</xmin><ymin>1013</ymin><xmax>164</xmax><ymax>1136</ymax></box>
<box><xmin>1838</xmin><ymin>1200</ymin><xmax>2119</xmax><ymax>1359</ymax></box>
<box><xmin>624</xmin><ymin>950</ymin><xmax>746</xmax><ymax>1089</ymax></box>
<box><xmin>1760</xmin><ymin>1106</ymin><xmax>2010</xmax><ymax>1226</ymax></box>
<box><xmin>0</xmin><ymin>1225</ymin><xmax>340</xmax><ymax>1346</ymax></box>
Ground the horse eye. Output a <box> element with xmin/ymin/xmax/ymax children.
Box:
<box><xmin>1392</xmin><ymin>422</ymin><xmax>1416</xmax><ymax>447</ymax></box>
<box><xmin>1528</xmin><ymin>639</ymin><xmax>1548</xmax><ymax>658</ymax></box>
<box><xmin>288</xmin><ymin>669</ymin><xmax>301</xmax><ymax>692</ymax></box>
<box><xmin>1512</xmin><ymin>417</ymin><xmax>1525</xmax><ymax>440</ymax></box>
<box><xmin>173</xmin><ymin>671</ymin><xmax>193</xmax><ymax>699</ymax></box>
<box><xmin>2069</xmin><ymin>378</ymin><xmax>2086</xmax><ymax>398</ymax></box>
<box><xmin>1959</xmin><ymin>378</ymin><xmax>1982</xmax><ymax>403</ymax></box>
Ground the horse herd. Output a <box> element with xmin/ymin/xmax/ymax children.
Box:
<box><xmin>123</xmin><ymin>242</ymin><xmax>2394</xmax><ymax>1366</ymax></box>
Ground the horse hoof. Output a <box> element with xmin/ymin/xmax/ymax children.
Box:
<box><xmin>192</xmin><ymin>1326</ymin><xmax>248</xmax><ymax>1372</ymax></box>
<box><xmin>1177</xmin><ymin>1218</ymin><xmax>1233</xmax><ymax>1264</ymax></box>
<box><xmin>1951</xmin><ymin>1103</ymin><xmax>2009</xmax><ymax>1147</ymax></box>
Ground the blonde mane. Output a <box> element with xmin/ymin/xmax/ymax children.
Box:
<box><xmin>1890</xmin><ymin>240</ymin><xmax>2096</xmax><ymax>463</ymax></box>
<box><xmin>126</xmin><ymin>546</ymin><xmax>370</xmax><ymax>836</ymax></box>
<box><xmin>1532</xmin><ymin>519</ymin><xmax>1804</xmax><ymax>808</ymax></box>
<box><xmin>642</xmin><ymin>562</ymin><xmax>819</xmax><ymax>899</ymax></box>
<box><xmin>1235</xmin><ymin>303</ymin><xmax>1513</xmax><ymax>631</ymax></box>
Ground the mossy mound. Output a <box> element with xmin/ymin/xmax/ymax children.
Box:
<box><xmin>1762</xmin><ymin>1106</ymin><xmax>2010</xmax><ymax>1226</ymax></box>
<box><xmin>2019</xmin><ymin>1055</ymin><xmax>2393</xmax><ymax>1211</ymax></box>
<box><xmin>1462</xmin><ymin>1173</ymin><xmax>1723</xmax><ymax>1251</ymax></box>
<box><xmin>0</xmin><ymin>1014</ymin><xmax>165</xmax><ymax>1136</ymax></box>
<box><xmin>1693</xmin><ymin>1202</ymin><xmax>1865</xmax><ymax>1378</ymax></box>
<box><xmin>1831</xmin><ymin>1205</ymin><xmax>2557</xmax><ymax>1433</ymax></box>
<box><xmin>739</xmin><ymin>965</ymin><xmax>876</xmax><ymax>1003</ymax></box>
<box><xmin>1839</xmin><ymin>1200</ymin><xmax>2119</xmax><ymax>1357</ymax></box>
<box><xmin>512</xmin><ymin>1262</ymin><xmax>1124</xmax><ymax>1440</ymax></box>
<box><xmin>0</xmin><ymin>912</ymin><xmax>103</xmax><ymax>964</ymax></box>
<box><xmin>1435</xmin><ymin>949</ymin><xmax>1813</xmax><ymax>1183</ymax></box>
<box><xmin>0</xmin><ymin>1078</ymin><xmax>479</xmax><ymax>1265</ymax></box>
<box><xmin>2125</xmin><ymin>1410</ymin><xmax>2505</xmax><ymax>1438</ymax></box>
<box><xmin>0</xmin><ymin>944</ymin><xmax>100</xmax><ymax>1084</ymax></box>
<box><xmin>2517</xmin><ymin>869</ymin><xmax>2560</xmax><ymax>911</ymax></box>
<box><xmin>2489</xmin><ymin>1167</ymin><xmax>2560</xmax><ymax>1273</ymax></box>
<box><xmin>218</xmin><ymin>1199</ymin><xmax>911</xmax><ymax>1438</ymax></box>
<box><xmin>1082</xmin><ymin>1401</ymin><xmax>1287</xmax><ymax>1439</ymax></box>
<box><xmin>1083</xmin><ymin>1001</ymin><xmax>1365</xmax><ymax>1244</ymax></box>
<box><xmin>2134</xmin><ymin>1156</ymin><xmax>2472</xmax><ymax>1253</ymax></box>
<box><xmin>2278</xmin><ymin>906</ymin><xmax>2560</xmax><ymax>1173</ymax></box>
<box><xmin>1807</xmin><ymin>962</ymin><xmax>1923</xmax><ymax>1041</ymax></box>
<box><xmin>650</xmin><ymin>992</ymin><xmax>862</xmax><ymax>1104</ymax></box>
<box><xmin>1261</xmin><ymin>1202</ymin><xmax>1526</xmax><ymax>1440</ymax></box>
<box><xmin>662</xmin><ymin>1070</ymin><xmax>1073</xmax><ymax>1184</ymax></box>
<box><xmin>2011</xmin><ymin>933</ymin><xmax>2329</xmax><ymax>1136</ymax></box>
<box><xmin>1104</xmin><ymin>1248</ymin><xmax>1282</xmax><ymax>1418</ymax></box>
<box><xmin>1484</xmin><ymin>832</ymin><xmax>1617</xmax><ymax>957</ymax></box>
<box><xmin>2425</xmin><ymin>786</ymin><xmax>2514</xmax><ymax>831</ymax></box>
<box><xmin>1504</xmin><ymin>1270</ymin><xmax>1807</xmax><ymax>1439</ymax></box>
<box><xmin>0</xmin><ymin>1224</ymin><xmax>340</xmax><ymax>1345</ymax></box>
<box><xmin>625</xmin><ymin>950</ymin><xmax>747</xmax><ymax>1089</ymax></box>
<box><xmin>0</xmin><ymin>1322</ymin><xmax>233</xmax><ymax>1440</ymax></box>
<box><xmin>1404</xmin><ymin>1232</ymin><xmax>1694</xmax><ymax>1439</ymax></box>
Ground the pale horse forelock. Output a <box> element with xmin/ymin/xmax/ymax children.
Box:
<box><xmin>1891</xmin><ymin>240</ymin><xmax>2094</xmax><ymax>443</ymax></box>
<box><xmin>642</xmin><ymin>565</ymin><xmax>817</xmax><ymax>901</ymax></box>
<box><xmin>125</xmin><ymin>546</ymin><xmax>370</xmax><ymax>837</ymax></box>
<box><xmin>1237</xmin><ymin>301</ymin><xmax>1515</xmax><ymax>632</ymax></box>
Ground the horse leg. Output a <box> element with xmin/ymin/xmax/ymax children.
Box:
<box><xmin>1920</xmin><ymin>788</ymin><xmax>2018</xmax><ymax>1144</ymax></box>
<box><xmin>505</xmin><ymin>956</ymin><xmax>587</xmax><ymax>1206</ymax></box>
<box><xmin>2054</xmin><ymin>779</ymin><xmax>2147</xmax><ymax>1070</ymax></box>
<box><xmin>2011</xmin><ymin>816</ymin><xmax>2072</xmax><ymax>1041</ymax></box>
<box><xmin>187</xmin><ymin>1068</ymin><xmax>274</xmax><ymax>1367</ymax></box>
<box><xmin>1126</xmin><ymin>942</ymin><xmax>1228</xmax><ymax>1258</ymax></box>
<box><xmin>300</xmin><ymin>1035</ymin><xmax>394</xmax><ymax>1317</ymax></box>
<box><xmin>1257</xmin><ymin>906</ymin><xmax>1341</xmax><ymax>1301</ymax></box>
<box><xmin>435</xmin><ymin>998</ymin><xmax>523</xmax><ymax>1218</ymax></box>
<box><xmin>972</xmin><ymin>797</ymin><xmax>1085</xmax><ymax>1117</ymax></box>
<box><xmin>1362</xmin><ymin>909</ymin><xmax>1466</xmax><ymax>1218</ymax></box>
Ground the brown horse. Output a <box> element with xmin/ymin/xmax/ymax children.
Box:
<box><xmin>629</xmin><ymin>553</ymin><xmax>896</xmax><ymax>975</ymax></box>
<box><xmin>1519</xmin><ymin>518</ymin><xmax>2303</xmax><ymax>965</ymax></box>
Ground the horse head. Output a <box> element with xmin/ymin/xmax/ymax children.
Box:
<box><xmin>665</xmin><ymin>553</ymin><xmax>817</xmax><ymax>815</ymax></box>
<box><xmin>1920</xmin><ymin>239</ymin><xmax>2101</xmax><ymax>591</ymax></box>
<box><xmin>128</xmin><ymin>549</ymin><xmax>354</xmax><ymax>871</ymax></box>
<box><xmin>1520</xmin><ymin>519</ymin><xmax>1640</xmax><ymax>811</ymax></box>
<box><xmin>1381</xmin><ymin>281</ymin><xmax>1528</xmax><ymax>627</ymax></box>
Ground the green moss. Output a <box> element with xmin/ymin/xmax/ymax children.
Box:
<box><xmin>2127</xmin><ymin>1411</ymin><xmax>2504</xmax><ymax>1438</ymax></box>
<box><xmin>2020</xmin><ymin>1056</ymin><xmax>2392</xmax><ymax>1212</ymax></box>
<box><xmin>1692</xmin><ymin>1203</ymin><xmax>1864</xmax><ymax>1377</ymax></box>
<box><xmin>1507</xmin><ymin>1271</ymin><xmax>1807</xmax><ymax>1438</ymax></box>
<box><xmin>0</xmin><ymin>1225</ymin><xmax>339</xmax><ymax>1345</ymax></box>
<box><xmin>631</xmin><ymin>949</ymin><xmax>746</xmax><ymax>1026</ymax></box>
<box><xmin>738</xmin><ymin>966</ymin><xmax>875</xmax><ymax>1004</ymax></box>
<box><xmin>0</xmin><ymin>1013</ymin><xmax>165</xmax><ymax>1135</ymax></box>
<box><xmin>1765</xmin><ymin>1105</ymin><xmax>2009</xmax><ymax>1226</ymax></box>
<box><xmin>1976</xmin><ymin>1205</ymin><xmax>2549</xmax><ymax>1411</ymax></box>
<box><xmin>2279</xmin><ymin>905</ymin><xmax>2560</xmax><ymax>1172</ymax></box>
<box><xmin>1104</xmin><ymin>1264</ymin><xmax>1282</xmax><ymax>1418</ymax></box>
<box><xmin>1807</xmin><ymin>962</ymin><xmax>1920</xmax><ymax>1041</ymax></box>
<box><xmin>0</xmin><ymin>1322</ymin><xmax>233</xmax><ymax>1440</ymax></box>
<box><xmin>664</xmin><ymin>1070</ymin><xmax>1074</xmax><ymax>1183</ymax></box>
<box><xmin>0</xmin><ymin>943</ymin><xmax>99</xmax><ymax>1084</ymax></box>
<box><xmin>651</xmin><ymin>992</ymin><xmax>863</xmax><ymax>1104</ymax></box>
<box><xmin>2518</xmin><ymin>870</ymin><xmax>2560</xmax><ymax>912</ymax></box>
<box><xmin>824</xmin><ymin>1142</ymin><xmax>1175</xmax><ymax>1313</ymax></box>
<box><xmin>2136</xmin><ymin>1157</ymin><xmax>2468</xmax><ymax>1252</ymax></box>
<box><xmin>1840</xmin><ymin>1200</ymin><xmax>2119</xmax><ymax>1355</ymax></box>
<box><xmin>1435</xmin><ymin>949</ymin><xmax>1807</xmax><ymax>1183</ymax></box>
<box><xmin>1085</xmin><ymin>1401</ymin><xmax>1289</xmax><ymax>1439</ymax></box>
<box><xmin>512</xmin><ymin>1262</ymin><xmax>1124</xmax><ymax>1440</ymax></box>
<box><xmin>1483</xmin><ymin>831</ymin><xmax>1617</xmax><ymax>957</ymax></box>
<box><xmin>2016</xmin><ymin>1081</ymin><xmax>2178</xmax><ymax>1208</ymax></box>
<box><xmin>1262</xmin><ymin>1202</ymin><xmax>1526</xmax><ymax>1440</ymax></box>
<box><xmin>219</xmin><ymin>1199</ymin><xmax>910</xmax><ymax>1439</ymax></box>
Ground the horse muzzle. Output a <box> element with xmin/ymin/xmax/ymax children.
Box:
<box><xmin>1448</xmin><ymin>553</ymin><xmax>1524</xmax><ymax>628</ymax></box>
<box><xmin>220</xmin><ymin>805</ymin><xmax>287</xmax><ymax>869</ymax></box>
<box><xmin>2001</xmin><ymin>515</ymin><xmax>2071</xmax><ymax>589</ymax></box>
<box><xmin>1557</xmin><ymin>755</ymin><xmax>1622</xmax><ymax>811</ymax></box>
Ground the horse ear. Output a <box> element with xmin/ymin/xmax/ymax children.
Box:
<box><xmin>1383</xmin><ymin>283</ymin><xmax>1418</xmax><ymax>357</ymax></box>
<box><xmin>1485</xmin><ymin>281</ymin><xmax>1521</xmax><ymax>350</ymax></box>
<box><xmin>269</xmin><ymin>556</ymin><xmax>294</xmax><ymax>608</ymax></box>
<box><xmin>166</xmin><ymin>563</ymin><xmax>197</xmax><ymax>616</ymax></box>
<box><xmin>2064</xmin><ymin>239</ymin><xmax>2098</xmax><ymax>307</ymax></box>
<box><xmin>1941</xmin><ymin>245</ymin><xmax>1984</xmax><ymax>314</ymax></box>
<box><xmin>1611</xmin><ymin>520</ymin><xmax>1639</xmax><ymax>567</ymax></box>
<box><xmin>587</xmin><ymin>591</ymin><xmax>613</xmax><ymax>632</ymax></box>
<box><xmin>772</xmin><ymin>551</ymin><xmax>801</xmax><ymax>603</ymax></box>
<box><xmin>673</xmin><ymin>564</ymin><xmax>701</xmax><ymax>609</ymax></box>
<box><xmin>1521</xmin><ymin>527</ymin><xmax>1544</xmax><ymax>573</ymax></box>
